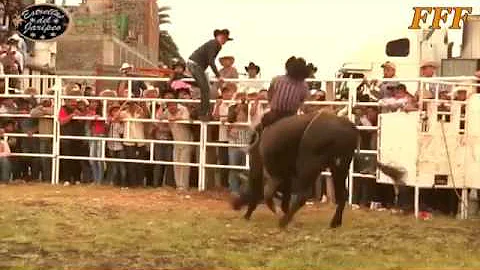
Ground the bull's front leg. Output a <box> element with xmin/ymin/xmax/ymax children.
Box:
<box><xmin>263</xmin><ymin>169</ymin><xmax>280</xmax><ymax>214</ymax></box>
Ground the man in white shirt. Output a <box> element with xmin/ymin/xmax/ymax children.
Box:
<box><xmin>119</xmin><ymin>102</ymin><xmax>147</xmax><ymax>186</ymax></box>
<box><xmin>158</xmin><ymin>91</ymin><xmax>193</xmax><ymax>190</ymax></box>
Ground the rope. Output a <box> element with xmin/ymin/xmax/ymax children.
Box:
<box><xmin>300</xmin><ymin>110</ymin><xmax>324</xmax><ymax>144</ymax></box>
<box><xmin>439</xmin><ymin>119</ymin><xmax>468</xmax><ymax>213</ymax></box>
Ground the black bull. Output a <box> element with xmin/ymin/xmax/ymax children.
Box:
<box><xmin>231</xmin><ymin>112</ymin><xmax>406</xmax><ymax>228</ymax></box>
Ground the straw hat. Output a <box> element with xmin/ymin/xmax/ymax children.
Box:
<box><xmin>120</xmin><ymin>62</ymin><xmax>133</xmax><ymax>71</ymax></box>
<box><xmin>420</xmin><ymin>60</ymin><xmax>439</xmax><ymax>69</ymax></box>
<box><xmin>108</xmin><ymin>102</ymin><xmax>121</xmax><ymax>113</ymax></box>
<box><xmin>219</xmin><ymin>55</ymin><xmax>235</xmax><ymax>66</ymax></box>
<box><xmin>142</xmin><ymin>85</ymin><xmax>159</xmax><ymax>98</ymax></box>
<box><xmin>381</xmin><ymin>61</ymin><xmax>396</xmax><ymax>70</ymax></box>
<box><xmin>99</xmin><ymin>89</ymin><xmax>117</xmax><ymax>97</ymax></box>
<box><xmin>65</xmin><ymin>84</ymin><xmax>84</xmax><ymax>96</ymax></box>
<box><xmin>24</xmin><ymin>87</ymin><xmax>38</xmax><ymax>96</ymax></box>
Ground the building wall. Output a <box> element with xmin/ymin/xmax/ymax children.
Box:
<box><xmin>56</xmin><ymin>0</ymin><xmax>159</xmax><ymax>75</ymax></box>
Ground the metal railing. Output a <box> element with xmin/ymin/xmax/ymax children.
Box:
<box><xmin>0</xmin><ymin>74</ymin><xmax>478</xmax><ymax>213</ymax></box>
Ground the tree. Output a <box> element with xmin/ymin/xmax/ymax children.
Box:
<box><xmin>157</xmin><ymin>6</ymin><xmax>182</xmax><ymax>67</ymax></box>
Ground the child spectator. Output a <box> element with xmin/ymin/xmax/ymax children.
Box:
<box><xmin>105</xmin><ymin>103</ymin><xmax>127</xmax><ymax>187</ymax></box>
<box><xmin>152</xmin><ymin>94</ymin><xmax>174</xmax><ymax>188</ymax></box>
<box><xmin>76</xmin><ymin>99</ymin><xmax>92</xmax><ymax>183</ymax></box>
<box><xmin>86</xmin><ymin>99</ymin><xmax>106</xmax><ymax>184</ymax></box>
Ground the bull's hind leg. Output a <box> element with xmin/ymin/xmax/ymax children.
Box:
<box><xmin>329</xmin><ymin>155</ymin><xmax>352</xmax><ymax>228</ymax></box>
<box><xmin>279</xmin><ymin>154</ymin><xmax>324</xmax><ymax>228</ymax></box>
<box><xmin>263</xmin><ymin>169</ymin><xmax>280</xmax><ymax>214</ymax></box>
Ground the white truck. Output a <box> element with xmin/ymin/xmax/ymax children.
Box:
<box><xmin>335</xmin><ymin>28</ymin><xmax>452</xmax><ymax>98</ymax></box>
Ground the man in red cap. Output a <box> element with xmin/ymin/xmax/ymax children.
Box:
<box><xmin>187</xmin><ymin>29</ymin><xmax>233</xmax><ymax>121</ymax></box>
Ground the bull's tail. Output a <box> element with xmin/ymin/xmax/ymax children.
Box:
<box><xmin>354</xmin><ymin>128</ymin><xmax>406</xmax><ymax>186</ymax></box>
<box><xmin>376</xmin><ymin>162</ymin><xmax>407</xmax><ymax>186</ymax></box>
<box><xmin>246</xmin><ymin>124</ymin><xmax>262</xmax><ymax>153</ymax></box>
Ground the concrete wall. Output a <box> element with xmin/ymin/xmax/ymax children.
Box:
<box><xmin>56</xmin><ymin>0</ymin><xmax>159</xmax><ymax>75</ymax></box>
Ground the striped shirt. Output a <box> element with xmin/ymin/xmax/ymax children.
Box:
<box><xmin>268</xmin><ymin>75</ymin><xmax>309</xmax><ymax>113</ymax></box>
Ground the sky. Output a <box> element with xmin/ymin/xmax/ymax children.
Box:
<box><xmin>57</xmin><ymin>0</ymin><xmax>479</xmax><ymax>79</ymax></box>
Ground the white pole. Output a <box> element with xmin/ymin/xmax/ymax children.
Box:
<box><xmin>414</xmin><ymin>186</ymin><xmax>420</xmax><ymax>218</ymax></box>
<box><xmin>461</xmin><ymin>188</ymin><xmax>469</xmax><ymax>219</ymax></box>
<box><xmin>198</xmin><ymin>121</ymin><xmax>207</xmax><ymax>191</ymax></box>
<box><xmin>54</xmin><ymin>77</ymin><xmax>62</xmax><ymax>185</ymax></box>
<box><xmin>347</xmin><ymin>76</ymin><xmax>356</xmax><ymax>205</ymax></box>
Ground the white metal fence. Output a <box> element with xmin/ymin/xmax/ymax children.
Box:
<box><xmin>0</xmin><ymin>74</ymin><xmax>479</xmax><ymax>215</ymax></box>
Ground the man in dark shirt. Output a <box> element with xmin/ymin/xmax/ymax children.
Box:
<box><xmin>187</xmin><ymin>29</ymin><xmax>233</xmax><ymax>121</ymax></box>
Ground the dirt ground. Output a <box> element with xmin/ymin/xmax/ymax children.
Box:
<box><xmin>1</xmin><ymin>184</ymin><xmax>480</xmax><ymax>270</ymax></box>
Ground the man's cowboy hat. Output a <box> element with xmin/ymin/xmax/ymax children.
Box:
<box><xmin>213</xmin><ymin>29</ymin><xmax>233</xmax><ymax>40</ymax></box>
<box><xmin>171</xmin><ymin>58</ymin><xmax>186</xmax><ymax>69</ymax></box>
<box><xmin>420</xmin><ymin>60</ymin><xmax>439</xmax><ymax>69</ymax></box>
<box><xmin>24</xmin><ymin>87</ymin><xmax>38</xmax><ymax>96</ymax></box>
<box><xmin>119</xmin><ymin>62</ymin><xmax>134</xmax><ymax>71</ymax></box>
<box><xmin>143</xmin><ymin>85</ymin><xmax>159</xmax><ymax>98</ymax></box>
<box><xmin>44</xmin><ymin>88</ymin><xmax>55</xmax><ymax>96</ymax></box>
<box><xmin>108</xmin><ymin>102</ymin><xmax>121</xmax><ymax>113</ymax></box>
<box><xmin>99</xmin><ymin>89</ymin><xmax>117</xmax><ymax>97</ymax></box>
<box><xmin>245</xmin><ymin>62</ymin><xmax>260</xmax><ymax>74</ymax></box>
<box><xmin>381</xmin><ymin>61</ymin><xmax>396</xmax><ymax>70</ymax></box>
<box><xmin>219</xmin><ymin>55</ymin><xmax>235</xmax><ymax>65</ymax></box>
<box><xmin>65</xmin><ymin>84</ymin><xmax>84</xmax><ymax>96</ymax></box>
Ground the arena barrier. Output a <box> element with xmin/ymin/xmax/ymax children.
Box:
<box><xmin>0</xmin><ymin>74</ymin><xmax>479</xmax><ymax>219</ymax></box>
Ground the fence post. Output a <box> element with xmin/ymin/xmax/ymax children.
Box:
<box><xmin>198</xmin><ymin>121</ymin><xmax>207</xmax><ymax>191</ymax></box>
<box><xmin>347</xmin><ymin>78</ymin><xmax>357</xmax><ymax>205</ymax></box>
<box><xmin>53</xmin><ymin>76</ymin><xmax>62</xmax><ymax>185</ymax></box>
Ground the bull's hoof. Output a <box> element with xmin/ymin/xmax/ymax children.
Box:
<box><xmin>231</xmin><ymin>195</ymin><xmax>244</xmax><ymax>211</ymax></box>
<box><xmin>243</xmin><ymin>212</ymin><xmax>252</xmax><ymax>220</ymax></box>
<box><xmin>329</xmin><ymin>221</ymin><xmax>342</xmax><ymax>229</ymax></box>
<box><xmin>265</xmin><ymin>199</ymin><xmax>276</xmax><ymax>214</ymax></box>
<box><xmin>279</xmin><ymin>216</ymin><xmax>290</xmax><ymax>228</ymax></box>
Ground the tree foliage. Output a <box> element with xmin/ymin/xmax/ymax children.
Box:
<box><xmin>157</xmin><ymin>6</ymin><xmax>182</xmax><ymax>67</ymax></box>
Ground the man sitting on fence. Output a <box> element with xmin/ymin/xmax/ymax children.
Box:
<box><xmin>187</xmin><ymin>29</ymin><xmax>233</xmax><ymax>121</ymax></box>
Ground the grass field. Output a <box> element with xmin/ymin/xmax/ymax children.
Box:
<box><xmin>1</xmin><ymin>184</ymin><xmax>480</xmax><ymax>270</ymax></box>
